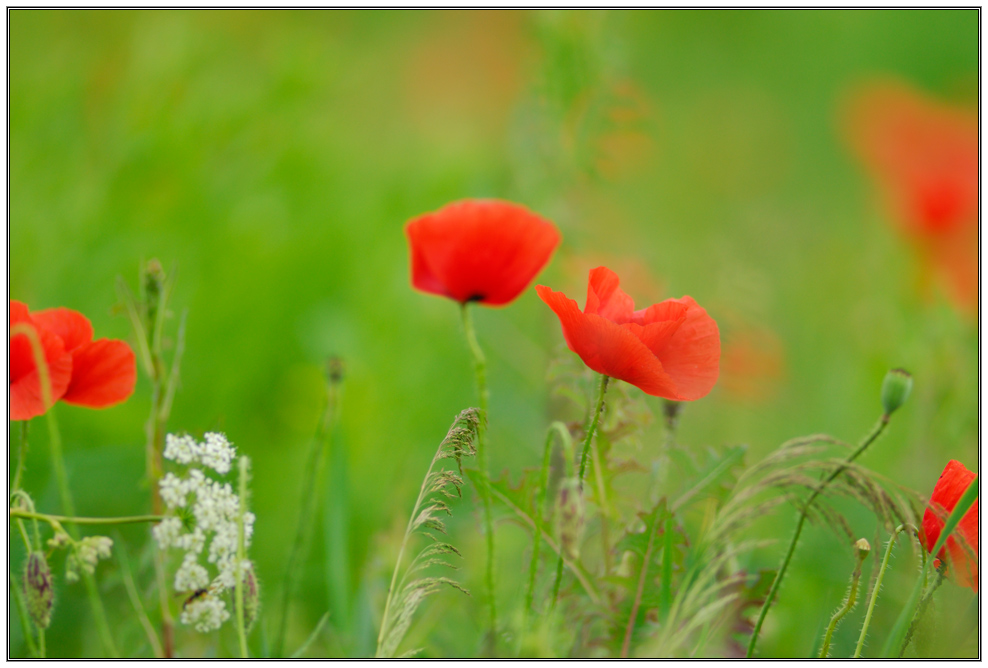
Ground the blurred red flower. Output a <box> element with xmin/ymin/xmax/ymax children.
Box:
<box><xmin>844</xmin><ymin>80</ymin><xmax>978</xmax><ymax>316</ymax></box>
<box><xmin>922</xmin><ymin>459</ymin><xmax>979</xmax><ymax>592</ymax></box>
<box><xmin>10</xmin><ymin>300</ymin><xmax>137</xmax><ymax>421</ymax></box>
<box><xmin>406</xmin><ymin>199</ymin><xmax>561</xmax><ymax>306</ymax></box>
<box><xmin>537</xmin><ymin>266</ymin><xmax>720</xmax><ymax>400</ymax></box>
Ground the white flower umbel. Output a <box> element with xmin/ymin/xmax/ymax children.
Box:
<box><xmin>154</xmin><ymin>432</ymin><xmax>255</xmax><ymax>634</ymax></box>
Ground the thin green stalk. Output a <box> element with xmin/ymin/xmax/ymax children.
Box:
<box><xmin>854</xmin><ymin>524</ymin><xmax>913</xmax><ymax>658</ymax></box>
<box><xmin>116</xmin><ymin>535</ymin><xmax>164</xmax><ymax>657</ymax></box>
<box><xmin>274</xmin><ymin>366</ymin><xmax>341</xmax><ymax>657</ymax></box>
<box><xmin>590</xmin><ymin>431</ymin><xmax>613</xmax><ymax>576</ymax></box>
<box><xmin>9</xmin><ymin>509</ymin><xmax>164</xmax><ymax>527</ymax></box>
<box><xmin>460</xmin><ymin>303</ymin><xmax>496</xmax><ymax>650</ymax></box>
<box><xmin>746</xmin><ymin>416</ymin><xmax>888</xmax><ymax>657</ymax></box>
<box><xmin>236</xmin><ymin>456</ymin><xmax>251</xmax><ymax>658</ymax></box>
<box><xmin>13</xmin><ymin>421</ymin><xmax>28</xmax><ymax>494</ymax></box>
<box><xmin>882</xmin><ymin>474</ymin><xmax>978</xmax><ymax>657</ymax></box>
<box><xmin>550</xmin><ymin>374</ymin><xmax>609</xmax><ymax>612</ymax></box>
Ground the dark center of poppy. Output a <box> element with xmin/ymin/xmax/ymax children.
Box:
<box><xmin>466</xmin><ymin>293</ymin><xmax>486</xmax><ymax>302</ymax></box>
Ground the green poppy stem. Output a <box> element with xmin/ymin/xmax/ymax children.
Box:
<box><xmin>460</xmin><ymin>303</ymin><xmax>496</xmax><ymax>653</ymax></box>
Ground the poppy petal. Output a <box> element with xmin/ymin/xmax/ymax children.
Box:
<box><xmin>31</xmin><ymin>307</ymin><xmax>94</xmax><ymax>353</ymax></box>
<box><xmin>61</xmin><ymin>338</ymin><xmax>137</xmax><ymax>409</ymax></box>
<box><xmin>586</xmin><ymin>266</ymin><xmax>635</xmax><ymax>323</ymax></box>
<box><xmin>648</xmin><ymin>297</ymin><xmax>720</xmax><ymax>401</ymax></box>
<box><xmin>10</xmin><ymin>301</ymin><xmax>73</xmax><ymax>420</ymax></box>
<box><xmin>537</xmin><ymin>285</ymin><xmax>678</xmax><ymax>396</ymax></box>
<box><xmin>922</xmin><ymin>460</ymin><xmax>979</xmax><ymax>592</ymax></box>
<box><xmin>407</xmin><ymin>199</ymin><xmax>561</xmax><ymax>306</ymax></box>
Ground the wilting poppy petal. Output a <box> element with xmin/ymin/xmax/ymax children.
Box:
<box><xmin>923</xmin><ymin>460</ymin><xmax>979</xmax><ymax>592</ymax></box>
<box><xmin>61</xmin><ymin>338</ymin><xmax>137</xmax><ymax>408</ymax></box>
<box><xmin>9</xmin><ymin>301</ymin><xmax>73</xmax><ymax>420</ymax></box>
<box><xmin>31</xmin><ymin>307</ymin><xmax>94</xmax><ymax>353</ymax></box>
<box><xmin>406</xmin><ymin>199</ymin><xmax>561</xmax><ymax>306</ymax></box>
<box><xmin>537</xmin><ymin>267</ymin><xmax>720</xmax><ymax>401</ymax></box>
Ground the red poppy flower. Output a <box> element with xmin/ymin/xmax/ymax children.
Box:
<box><xmin>9</xmin><ymin>300</ymin><xmax>137</xmax><ymax>421</ymax></box>
<box><xmin>922</xmin><ymin>459</ymin><xmax>979</xmax><ymax>592</ymax></box>
<box><xmin>406</xmin><ymin>199</ymin><xmax>562</xmax><ymax>306</ymax></box>
<box><xmin>537</xmin><ymin>266</ymin><xmax>720</xmax><ymax>400</ymax></box>
<box><xmin>844</xmin><ymin>80</ymin><xmax>978</xmax><ymax>317</ymax></box>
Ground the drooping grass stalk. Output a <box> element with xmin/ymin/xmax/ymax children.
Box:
<box><xmin>521</xmin><ymin>422</ymin><xmax>571</xmax><ymax>646</ymax></box>
<box><xmin>881</xmin><ymin>474</ymin><xmax>978</xmax><ymax>658</ymax></box>
<box><xmin>274</xmin><ymin>361</ymin><xmax>342</xmax><ymax>657</ymax></box>
<box><xmin>10</xmin><ymin>322</ymin><xmax>118</xmax><ymax>657</ymax></box>
<box><xmin>550</xmin><ymin>373</ymin><xmax>609</xmax><ymax>612</ymax></box>
<box><xmin>236</xmin><ymin>456</ymin><xmax>252</xmax><ymax>658</ymax></box>
<box><xmin>854</xmin><ymin>524</ymin><xmax>915</xmax><ymax>658</ymax></box>
<box><xmin>746</xmin><ymin>416</ymin><xmax>889</xmax><ymax>657</ymax></box>
<box><xmin>459</xmin><ymin>303</ymin><xmax>497</xmax><ymax>649</ymax></box>
<box><xmin>116</xmin><ymin>535</ymin><xmax>164</xmax><ymax>657</ymax></box>
<box><xmin>819</xmin><ymin>540</ymin><xmax>869</xmax><ymax>657</ymax></box>
<box><xmin>375</xmin><ymin>410</ymin><xmax>478</xmax><ymax>658</ymax></box>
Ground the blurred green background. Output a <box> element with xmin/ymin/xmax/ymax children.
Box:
<box><xmin>9</xmin><ymin>9</ymin><xmax>978</xmax><ymax>658</ymax></box>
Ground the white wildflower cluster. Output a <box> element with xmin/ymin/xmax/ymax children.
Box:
<box><xmin>163</xmin><ymin>432</ymin><xmax>236</xmax><ymax>475</ymax></box>
<box><xmin>153</xmin><ymin>432</ymin><xmax>255</xmax><ymax>634</ymax></box>
<box><xmin>65</xmin><ymin>535</ymin><xmax>114</xmax><ymax>583</ymax></box>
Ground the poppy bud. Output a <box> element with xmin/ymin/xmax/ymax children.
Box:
<box><xmin>24</xmin><ymin>552</ymin><xmax>53</xmax><ymax>629</ymax></box>
<box><xmin>881</xmin><ymin>368</ymin><xmax>912</xmax><ymax>417</ymax></box>
<box><xmin>557</xmin><ymin>478</ymin><xmax>585</xmax><ymax>560</ymax></box>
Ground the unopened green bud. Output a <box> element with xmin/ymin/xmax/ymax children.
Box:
<box><xmin>880</xmin><ymin>368</ymin><xmax>912</xmax><ymax>417</ymax></box>
<box><xmin>557</xmin><ymin>478</ymin><xmax>585</xmax><ymax>560</ymax></box>
<box><xmin>234</xmin><ymin>564</ymin><xmax>260</xmax><ymax>631</ymax></box>
<box><xmin>855</xmin><ymin>538</ymin><xmax>871</xmax><ymax>561</ymax></box>
<box><xmin>24</xmin><ymin>552</ymin><xmax>53</xmax><ymax>629</ymax></box>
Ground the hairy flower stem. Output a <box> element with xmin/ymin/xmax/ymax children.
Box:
<box><xmin>819</xmin><ymin>545</ymin><xmax>868</xmax><ymax>657</ymax></box>
<box><xmin>854</xmin><ymin>524</ymin><xmax>914</xmax><ymax>658</ymax></box>
<box><xmin>236</xmin><ymin>457</ymin><xmax>251</xmax><ymax>658</ymax></box>
<box><xmin>10</xmin><ymin>323</ymin><xmax>118</xmax><ymax>656</ymax></box>
<box><xmin>549</xmin><ymin>374</ymin><xmax>609</xmax><ymax>612</ymax></box>
<box><xmin>274</xmin><ymin>364</ymin><xmax>342</xmax><ymax>657</ymax></box>
<box><xmin>746</xmin><ymin>416</ymin><xmax>888</xmax><ymax>658</ymax></box>
<box><xmin>460</xmin><ymin>303</ymin><xmax>496</xmax><ymax>652</ymax></box>
<box><xmin>11</xmin><ymin>566</ymin><xmax>39</xmax><ymax>657</ymax></box>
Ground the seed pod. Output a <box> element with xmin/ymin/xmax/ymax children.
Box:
<box><xmin>24</xmin><ymin>552</ymin><xmax>53</xmax><ymax>629</ymax></box>
<box><xmin>881</xmin><ymin>368</ymin><xmax>912</xmax><ymax>417</ymax></box>
<box><xmin>557</xmin><ymin>478</ymin><xmax>585</xmax><ymax>560</ymax></box>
